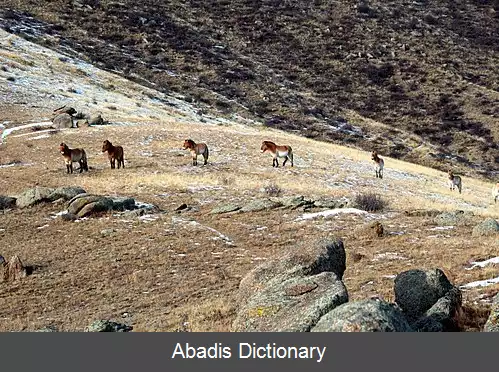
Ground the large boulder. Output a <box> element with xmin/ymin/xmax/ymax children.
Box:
<box><xmin>311</xmin><ymin>299</ymin><xmax>413</xmax><ymax>332</ymax></box>
<box><xmin>240</xmin><ymin>198</ymin><xmax>283</xmax><ymax>212</ymax></box>
<box><xmin>472</xmin><ymin>218</ymin><xmax>499</xmax><ymax>237</ymax></box>
<box><xmin>67</xmin><ymin>194</ymin><xmax>114</xmax><ymax>217</ymax></box>
<box><xmin>232</xmin><ymin>271</ymin><xmax>348</xmax><ymax>332</ymax></box>
<box><xmin>53</xmin><ymin>105</ymin><xmax>77</xmax><ymax>117</ymax></box>
<box><xmin>484</xmin><ymin>293</ymin><xmax>499</xmax><ymax>332</ymax></box>
<box><xmin>52</xmin><ymin>113</ymin><xmax>75</xmax><ymax>129</ymax></box>
<box><xmin>394</xmin><ymin>268</ymin><xmax>462</xmax><ymax>331</ymax></box>
<box><xmin>15</xmin><ymin>186</ymin><xmax>55</xmax><ymax>208</ymax></box>
<box><xmin>0</xmin><ymin>196</ymin><xmax>16</xmax><ymax>210</ymax></box>
<box><xmin>232</xmin><ymin>237</ymin><xmax>349</xmax><ymax>332</ymax></box>
<box><xmin>48</xmin><ymin>186</ymin><xmax>86</xmax><ymax>201</ymax></box>
<box><xmin>88</xmin><ymin>113</ymin><xmax>105</xmax><ymax>126</ymax></box>
<box><xmin>237</xmin><ymin>237</ymin><xmax>347</xmax><ymax>303</ymax></box>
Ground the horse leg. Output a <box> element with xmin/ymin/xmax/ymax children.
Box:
<box><xmin>282</xmin><ymin>157</ymin><xmax>288</xmax><ymax>167</ymax></box>
<box><xmin>193</xmin><ymin>156</ymin><xmax>197</xmax><ymax>166</ymax></box>
<box><xmin>379</xmin><ymin>169</ymin><xmax>383</xmax><ymax>179</ymax></box>
<box><xmin>66</xmin><ymin>164</ymin><xmax>70</xmax><ymax>174</ymax></box>
<box><xmin>70</xmin><ymin>163</ymin><xmax>73</xmax><ymax>174</ymax></box>
<box><xmin>117</xmin><ymin>158</ymin><xmax>121</xmax><ymax>169</ymax></box>
<box><xmin>79</xmin><ymin>160</ymin><xmax>84</xmax><ymax>173</ymax></box>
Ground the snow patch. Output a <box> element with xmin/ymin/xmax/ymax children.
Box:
<box><xmin>460</xmin><ymin>276</ymin><xmax>499</xmax><ymax>289</ymax></box>
<box><xmin>466</xmin><ymin>256</ymin><xmax>499</xmax><ymax>270</ymax></box>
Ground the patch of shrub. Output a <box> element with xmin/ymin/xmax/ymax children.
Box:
<box><xmin>354</xmin><ymin>192</ymin><xmax>387</xmax><ymax>212</ymax></box>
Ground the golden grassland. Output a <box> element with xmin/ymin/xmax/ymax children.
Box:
<box><xmin>0</xmin><ymin>118</ymin><xmax>498</xmax><ymax>331</ymax></box>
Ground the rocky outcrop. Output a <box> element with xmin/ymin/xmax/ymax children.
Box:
<box><xmin>311</xmin><ymin>299</ymin><xmax>413</xmax><ymax>332</ymax></box>
<box><xmin>232</xmin><ymin>237</ymin><xmax>348</xmax><ymax>332</ymax></box>
<box><xmin>484</xmin><ymin>293</ymin><xmax>499</xmax><ymax>332</ymax></box>
<box><xmin>394</xmin><ymin>268</ymin><xmax>462</xmax><ymax>331</ymax></box>
<box><xmin>85</xmin><ymin>320</ymin><xmax>133</xmax><ymax>332</ymax></box>
<box><xmin>472</xmin><ymin>218</ymin><xmax>499</xmax><ymax>237</ymax></box>
<box><xmin>52</xmin><ymin>113</ymin><xmax>75</xmax><ymax>129</ymax></box>
<box><xmin>15</xmin><ymin>186</ymin><xmax>86</xmax><ymax>208</ymax></box>
<box><xmin>0</xmin><ymin>195</ymin><xmax>17</xmax><ymax>210</ymax></box>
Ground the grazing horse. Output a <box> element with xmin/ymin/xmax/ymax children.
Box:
<box><xmin>183</xmin><ymin>139</ymin><xmax>209</xmax><ymax>166</ymax></box>
<box><xmin>59</xmin><ymin>142</ymin><xmax>88</xmax><ymax>174</ymax></box>
<box><xmin>260</xmin><ymin>141</ymin><xmax>293</xmax><ymax>167</ymax></box>
<box><xmin>102</xmin><ymin>140</ymin><xmax>125</xmax><ymax>169</ymax></box>
<box><xmin>492</xmin><ymin>183</ymin><xmax>499</xmax><ymax>204</ymax></box>
<box><xmin>371</xmin><ymin>151</ymin><xmax>384</xmax><ymax>179</ymax></box>
<box><xmin>448</xmin><ymin>170</ymin><xmax>462</xmax><ymax>194</ymax></box>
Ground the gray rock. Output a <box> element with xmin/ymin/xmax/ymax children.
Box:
<box><xmin>238</xmin><ymin>237</ymin><xmax>346</xmax><ymax>303</ymax></box>
<box><xmin>15</xmin><ymin>186</ymin><xmax>55</xmax><ymax>208</ymax></box>
<box><xmin>52</xmin><ymin>113</ymin><xmax>75</xmax><ymax>129</ymax></box>
<box><xmin>271</xmin><ymin>195</ymin><xmax>314</xmax><ymax>210</ymax></box>
<box><xmin>394</xmin><ymin>268</ymin><xmax>456</xmax><ymax>322</ymax></box>
<box><xmin>240</xmin><ymin>198</ymin><xmax>283</xmax><ymax>212</ymax></box>
<box><xmin>484</xmin><ymin>293</ymin><xmax>499</xmax><ymax>332</ymax></box>
<box><xmin>48</xmin><ymin>186</ymin><xmax>86</xmax><ymax>202</ymax></box>
<box><xmin>311</xmin><ymin>299</ymin><xmax>413</xmax><ymax>332</ymax></box>
<box><xmin>85</xmin><ymin>320</ymin><xmax>133</xmax><ymax>332</ymax></box>
<box><xmin>433</xmin><ymin>210</ymin><xmax>472</xmax><ymax>226</ymax></box>
<box><xmin>60</xmin><ymin>212</ymin><xmax>78</xmax><ymax>222</ymax></box>
<box><xmin>210</xmin><ymin>204</ymin><xmax>241</xmax><ymax>214</ymax></box>
<box><xmin>232</xmin><ymin>271</ymin><xmax>348</xmax><ymax>332</ymax></box>
<box><xmin>88</xmin><ymin>114</ymin><xmax>104</xmax><ymax>125</ymax></box>
<box><xmin>110</xmin><ymin>196</ymin><xmax>136</xmax><ymax>211</ymax></box>
<box><xmin>0</xmin><ymin>196</ymin><xmax>16</xmax><ymax>210</ymax></box>
<box><xmin>410</xmin><ymin>287</ymin><xmax>462</xmax><ymax>331</ymax></box>
<box><xmin>472</xmin><ymin>218</ymin><xmax>499</xmax><ymax>237</ymax></box>
<box><xmin>1</xmin><ymin>255</ymin><xmax>27</xmax><ymax>282</ymax></box>
<box><xmin>101</xmin><ymin>228</ymin><xmax>116</xmax><ymax>237</ymax></box>
<box><xmin>313</xmin><ymin>197</ymin><xmax>349</xmax><ymax>209</ymax></box>
<box><xmin>76</xmin><ymin>199</ymin><xmax>114</xmax><ymax>218</ymax></box>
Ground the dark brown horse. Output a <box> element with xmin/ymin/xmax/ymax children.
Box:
<box><xmin>371</xmin><ymin>151</ymin><xmax>384</xmax><ymax>179</ymax></box>
<box><xmin>59</xmin><ymin>142</ymin><xmax>88</xmax><ymax>174</ymax></box>
<box><xmin>102</xmin><ymin>140</ymin><xmax>125</xmax><ymax>169</ymax></box>
<box><xmin>183</xmin><ymin>139</ymin><xmax>209</xmax><ymax>166</ymax></box>
<box><xmin>260</xmin><ymin>141</ymin><xmax>293</xmax><ymax>167</ymax></box>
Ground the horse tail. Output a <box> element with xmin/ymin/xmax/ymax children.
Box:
<box><xmin>81</xmin><ymin>149</ymin><xmax>89</xmax><ymax>171</ymax></box>
<box><xmin>204</xmin><ymin>146</ymin><xmax>209</xmax><ymax>162</ymax></box>
<box><xmin>288</xmin><ymin>148</ymin><xmax>294</xmax><ymax>165</ymax></box>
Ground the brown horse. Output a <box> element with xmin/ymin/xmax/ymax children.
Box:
<box><xmin>59</xmin><ymin>142</ymin><xmax>88</xmax><ymax>174</ymax></box>
<box><xmin>102</xmin><ymin>140</ymin><xmax>125</xmax><ymax>169</ymax></box>
<box><xmin>260</xmin><ymin>141</ymin><xmax>293</xmax><ymax>167</ymax></box>
<box><xmin>183</xmin><ymin>139</ymin><xmax>209</xmax><ymax>166</ymax></box>
<box><xmin>371</xmin><ymin>151</ymin><xmax>384</xmax><ymax>179</ymax></box>
<box><xmin>448</xmin><ymin>170</ymin><xmax>462</xmax><ymax>194</ymax></box>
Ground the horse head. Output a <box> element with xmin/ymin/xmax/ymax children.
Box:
<box><xmin>183</xmin><ymin>139</ymin><xmax>195</xmax><ymax>150</ymax></box>
<box><xmin>102</xmin><ymin>140</ymin><xmax>111</xmax><ymax>153</ymax></box>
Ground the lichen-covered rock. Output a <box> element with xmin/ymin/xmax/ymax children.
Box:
<box><xmin>433</xmin><ymin>210</ymin><xmax>472</xmax><ymax>226</ymax></box>
<box><xmin>48</xmin><ymin>186</ymin><xmax>86</xmax><ymax>202</ymax></box>
<box><xmin>15</xmin><ymin>186</ymin><xmax>55</xmax><ymax>208</ymax></box>
<box><xmin>472</xmin><ymin>218</ymin><xmax>499</xmax><ymax>237</ymax></box>
<box><xmin>240</xmin><ymin>198</ymin><xmax>283</xmax><ymax>212</ymax></box>
<box><xmin>313</xmin><ymin>197</ymin><xmax>349</xmax><ymax>209</ymax></box>
<box><xmin>232</xmin><ymin>271</ymin><xmax>348</xmax><ymax>332</ymax></box>
<box><xmin>1</xmin><ymin>255</ymin><xmax>27</xmax><ymax>282</ymax></box>
<box><xmin>238</xmin><ymin>237</ymin><xmax>347</xmax><ymax>303</ymax></box>
<box><xmin>311</xmin><ymin>299</ymin><xmax>413</xmax><ymax>332</ymax></box>
<box><xmin>85</xmin><ymin>320</ymin><xmax>133</xmax><ymax>332</ymax></box>
<box><xmin>109</xmin><ymin>196</ymin><xmax>136</xmax><ymax>211</ymax></box>
<box><xmin>484</xmin><ymin>293</ymin><xmax>499</xmax><ymax>332</ymax></box>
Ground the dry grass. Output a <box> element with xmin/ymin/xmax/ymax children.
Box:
<box><xmin>1</xmin><ymin>118</ymin><xmax>498</xmax><ymax>332</ymax></box>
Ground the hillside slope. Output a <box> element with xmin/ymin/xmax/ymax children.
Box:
<box><xmin>1</xmin><ymin>0</ymin><xmax>498</xmax><ymax>178</ymax></box>
<box><xmin>0</xmin><ymin>29</ymin><xmax>498</xmax><ymax>332</ymax></box>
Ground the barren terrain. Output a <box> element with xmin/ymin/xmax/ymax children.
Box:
<box><xmin>0</xmin><ymin>24</ymin><xmax>498</xmax><ymax>332</ymax></box>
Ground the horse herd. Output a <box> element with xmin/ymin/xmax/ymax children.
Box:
<box><xmin>58</xmin><ymin>138</ymin><xmax>499</xmax><ymax>204</ymax></box>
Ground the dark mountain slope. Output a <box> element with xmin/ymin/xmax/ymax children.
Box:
<box><xmin>1</xmin><ymin>0</ymin><xmax>498</xmax><ymax>177</ymax></box>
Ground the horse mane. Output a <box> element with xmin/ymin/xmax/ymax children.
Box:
<box><xmin>185</xmin><ymin>139</ymin><xmax>196</xmax><ymax>146</ymax></box>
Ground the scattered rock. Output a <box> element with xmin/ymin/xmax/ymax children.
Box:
<box><xmin>85</xmin><ymin>320</ymin><xmax>133</xmax><ymax>332</ymax></box>
<box><xmin>240</xmin><ymin>198</ymin><xmax>283</xmax><ymax>213</ymax></box>
<box><xmin>15</xmin><ymin>186</ymin><xmax>55</xmax><ymax>208</ymax></box>
<box><xmin>394</xmin><ymin>268</ymin><xmax>462</xmax><ymax>331</ymax></box>
<box><xmin>484</xmin><ymin>293</ymin><xmax>499</xmax><ymax>332</ymax></box>
<box><xmin>404</xmin><ymin>209</ymin><xmax>442</xmax><ymax>217</ymax></box>
<box><xmin>88</xmin><ymin>113</ymin><xmax>104</xmax><ymax>125</ymax></box>
<box><xmin>210</xmin><ymin>204</ymin><xmax>241</xmax><ymax>214</ymax></box>
<box><xmin>101</xmin><ymin>228</ymin><xmax>116</xmax><ymax>236</ymax></box>
<box><xmin>433</xmin><ymin>210</ymin><xmax>472</xmax><ymax>226</ymax></box>
<box><xmin>60</xmin><ymin>212</ymin><xmax>78</xmax><ymax>221</ymax></box>
<box><xmin>313</xmin><ymin>197</ymin><xmax>349</xmax><ymax>209</ymax></box>
<box><xmin>0</xmin><ymin>195</ymin><xmax>16</xmax><ymax>210</ymax></box>
<box><xmin>472</xmin><ymin>218</ymin><xmax>499</xmax><ymax>237</ymax></box>
<box><xmin>311</xmin><ymin>299</ymin><xmax>413</xmax><ymax>332</ymax></box>
<box><xmin>175</xmin><ymin>203</ymin><xmax>189</xmax><ymax>211</ymax></box>
<box><xmin>36</xmin><ymin>325</ymin><xmax>59</xmax><ymax>332</ymax></box>
<box><xmin>52</xmin><ymin>113</ymin><xmax>75</xmax><ymax>129</ymax></box>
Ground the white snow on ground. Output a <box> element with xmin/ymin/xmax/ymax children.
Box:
<box><xmin>466</xmin><ymin>256</ymin><xmax>499</xmax><ymax>270</ymax></box>
<box><xmin>172</xmin><ymin>216</ymin><xmax>234</xmax><ymax>245</ymax></box>
<box><xmin>460</xmin><ymin>276</ymin><xmax>499</xmax><ymax>289</ymax></box>
<box><xmin>372</xmin><ymin>252</ymin><xmax>408</xmax><ymax>261</ymax></box>
<box><xmin>428</xmin><ymin>226</ymin><xmax>455</xmax><ymax>231</ymax></box>
<box><xmin>0</xmin><ymin>161</ymin><xmax>33</xmax><ymax>168</ymax></box>
<box><xmin>1</xmin><ymin>121</ymin><xmax>53</xmax><ymax>139</ymax></box>
<box><xmin>295</xmin><ymin>208</ymin><xmax>380</xmax><ymax>221</ymax></box>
